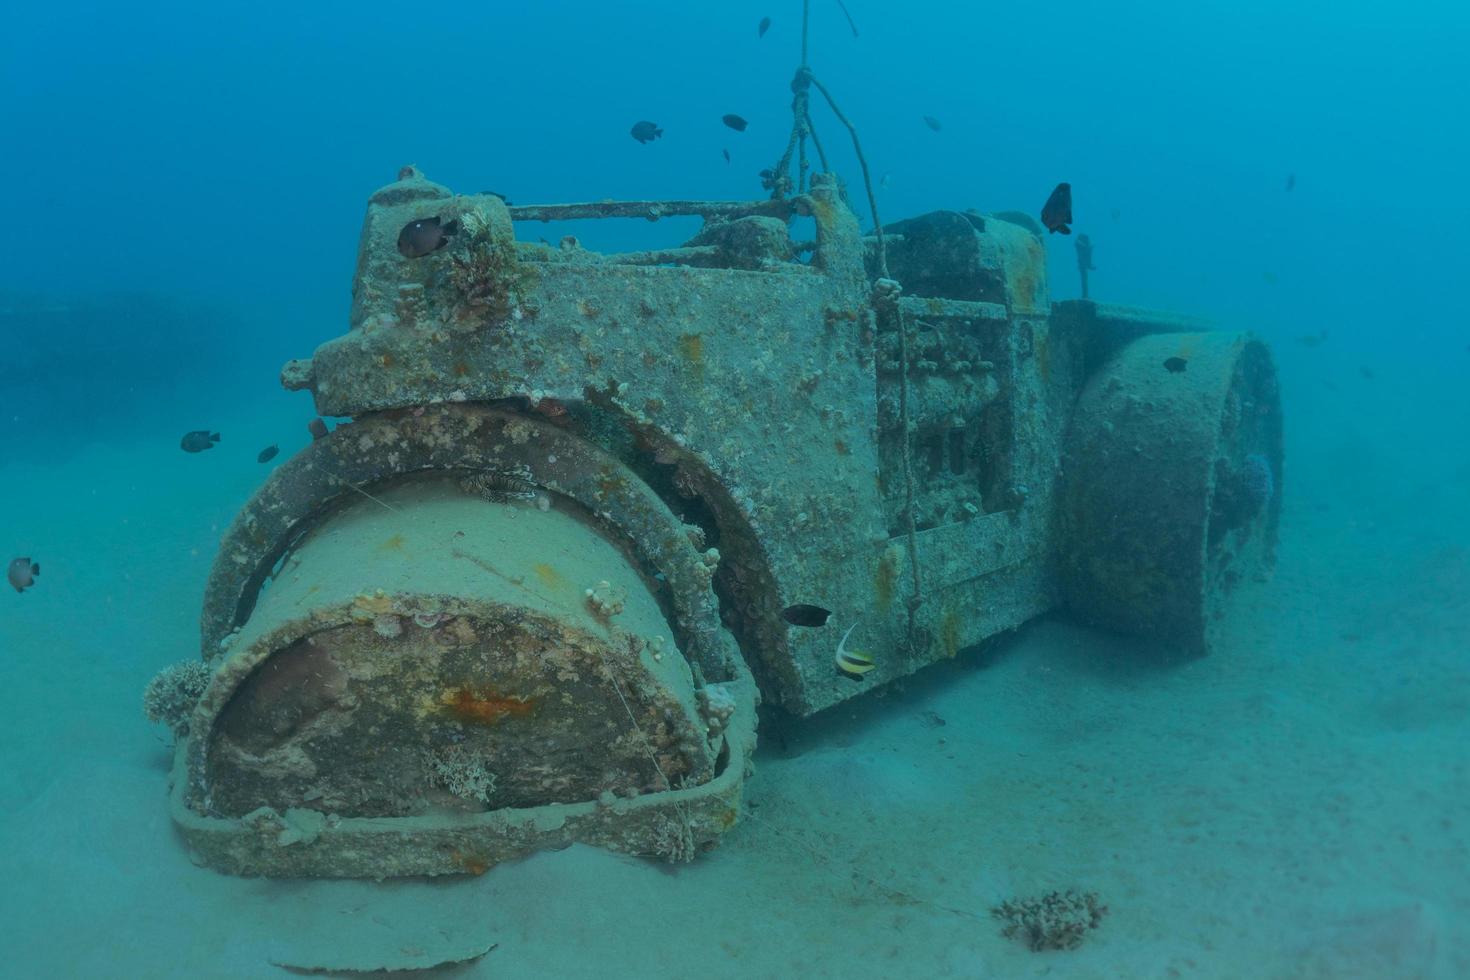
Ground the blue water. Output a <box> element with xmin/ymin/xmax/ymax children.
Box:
<box><xmin>2</xmin><ymin>2</ymin><xmax>1467</xmax><ymax>976</ymax></box>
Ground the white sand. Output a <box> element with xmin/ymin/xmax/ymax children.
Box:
<box><xmin>1</xmin><ymin>361</ymin><xmax>1465</xmax><ymax>979</ymax></box>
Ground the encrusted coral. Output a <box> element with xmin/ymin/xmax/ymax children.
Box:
<box><xmin>372</xmin><ymin>613</ymin><xmax>403</xmax><ymax>638</ymax></box>
<box><xmin>426</xmin><ymin>744</ymin><xmax>498</xmax><ymax>804</ymax></box>
<box><xmin>445</xmin><ymin>204</ymin><xmax>532</xmax><ymax>321</ymax></box>
<box><xmin>992</xmin><ymin>890</ymin><xmax>1107</xmax><ymax>951</ymax></box>
<box><xmin>143</xmin><ymin>659</ymin><xmax>213</xmax><ymax>737</ymax></box>
<box><xmin>1211</xmin><ymin>451</ymin><xmax>1276</xmax><ymax>538</ymax></box>
<box><xmin>696</xmin><ymin>684</ymin><xmax>737</xmax><ymax>740</ymax></box>
<box><xmin>584</xmin><ymin>580</ymin><xmax>627</xmax><ymax>619</ymax></box>
<box><xmin>649</xmin><ymin>811</ymin><xmax>697</xmax><ymax>864</ymax></box>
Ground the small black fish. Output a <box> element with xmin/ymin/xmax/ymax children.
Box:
<box><xmin>181</xmin><ymin>430</ymin><xmax>220</xmax><ymax>453</ymax></box>
<box><xmin>722</xmin><ymin>148</ymin><xmax>731</xmax><ymax>164</ymax></box>
<box><xmin>630</xmin><ymin>120</ymin><xmax>663</xmax><ymax>144</ymax></box>
<box><xmin>1041</xmin><ymin>182</ymin><xmax>1073</xmax><ymax>234</ymax></box>
<box><xmin>8</xmin><ymin>557</ymin><xmax>39</xmax><ymax>593</ymax></box>
<box><xmin>758</xmin><ymin>16</ymin><xmax>771</xmax><ymax>38</ymax></box>
<box><xmin>1164</xmin><ymin>357</ymin><xmax>1188</xmax><ymax>373</ymax></box>
<box><xmin>397</xmin><ymin>216</ymin><xmax>458</xmax><ymax>258</ymax></box>
<box><xmin>482</xmin><ymin>190</ymin><xmax>514</xmax><ymax>205</ymax></box>
<box><xmin>257</xmin><ymin>444</ymin><xmax>279</xmax><ymax>464</ymax></box>
<box><xmin>722</xmin><ymin>114</ymin><xmax>748</xmax><ymax>132</ymax></box>
<box><xmin>923</xmin><ymin>115</ymin><xmax>942</xmax><ymax>132</ymax></box>
<box><xmin>1285</xmin><ymin>173</ymin><xmax>1296</xmax><ymax>192</ymax></box>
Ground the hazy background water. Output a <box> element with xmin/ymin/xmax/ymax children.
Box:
<box><xmin>3</xmin><ymin>4</ymin><xmax>1469</xmax><ymax>975</ymax></box>
<box><xmin>4</xmin><ymin>1</ymin><xmax>1465</xmax><ymax>444</ymax></box>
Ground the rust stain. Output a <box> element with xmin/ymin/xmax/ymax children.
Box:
<box><xmin>940</xmin><ymin>606</ymin><xmax>962</xmax><ymax>659</ymax></box>
<box><xmin>450</xmin><ymin>849</ymin><xmax>490</xmax><ymax>875</ymax></box>
<box><xmin>532</xmin><ymin>562</ymin><xmax>562</xmax><ymax>589</ymax></box>
<box><xmin>874</xmin><ymin>547</ymin><xmax>898</xmax><ymax>608</ymax></box>
<box><xmin>677</xmin><ymin>333</ymin><xmax>705</xmax><ymax>381</ymax></box>
<box><xmin>596</xmin><ymin>465</ymin><xmax>626</xmax><ymax>498</ymax></box>
<box><xmin>379</xmin><ymin>533</ymin><xmax>406</xmax><ymax>552</ymax></box>
<box><xmin>440</xmin><ymin>685</ymin><xmax>537</xmax><ymax>726</ymax></box>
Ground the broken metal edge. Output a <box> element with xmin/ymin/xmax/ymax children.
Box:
<box><xmin>168</xmin><ymin>670</ymin><xmax>758</xmax><ymax>879</ymax></box>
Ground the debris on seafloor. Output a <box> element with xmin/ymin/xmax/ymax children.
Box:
<box><xmin>269</xmin><ymin>940</ymin><xmax>498</xmax><ymax>975</ymax></box>
<box><xmin>992</xmin><ymin>890</ymin><xmax>1108</xmax><ymax>951</ymax></box>
<box><xmin>1164</xmin><ymin>356</ymin><xmax>1188</xmax><ymax>373</ymax></box>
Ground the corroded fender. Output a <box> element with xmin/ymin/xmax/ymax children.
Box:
<box><xmin>175</xmin><ymin>405</ymin><xmax>757</xmax><ymax>876</ymax></box>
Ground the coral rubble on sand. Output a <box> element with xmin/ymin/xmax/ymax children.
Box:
<box><xmin>992</xmin><ymin>890</ymin><xmax>1107</xmax><ymax>951</ymax></box>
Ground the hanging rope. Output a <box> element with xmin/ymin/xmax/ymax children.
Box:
<box><xmin>771</xmin><ymin>0</ymin><xmax>927</xmax><ymax>647</ymax></box>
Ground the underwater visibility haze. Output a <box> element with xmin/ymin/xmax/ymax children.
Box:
<box><xmin>1</xmin><ymin>1</ymin><xmax>1467</xmax><ymax>977</ymax></box>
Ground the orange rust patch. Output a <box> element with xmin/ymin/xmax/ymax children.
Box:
<box><xmin>453</xmin><ymin>360</ymin><xmax>470</xmax><ymax>376</ymax></box>
<box><xmin>596</xmin><ymin>465</ymin><xmax>625</xmax><ymax>498</ymax></box>
<box><xmin>440</xmin><ymin>685</ymin><xmax>536</xmax><ymax>726</ymax></box>
<box><xmin>450</xmin><ymin>849</ymin><xmax>490</xmax><ymax>875</ymax></box>
<box><xmin>874</xmin><ymin>547</ymin><xmax>898</xmax><ymax>608</ymax></box>
<box><xmin>678</xmin><ymin>333</ymin><xmax>705</xmax><ymax>381</ymax></box>
<box><xmin>379</xmin><ymin>533</ymin><xmax>406</xmax><ymax>551</ymax></box>
<box><xmin>379</xmin><ymin>353</ymin><xmax>396</xmax><ymax>368</ymax></box>
<box><xmin>834</xmin><ymin>438</ymin><xmax>851</xmax><ymax>456</ymax></box>
<box><xmin>940</xmin><ymin>606</ymin><xmax>962</xmax><ymax>659</ymax></box>
<box><xmin>532</xmin><ymin>562</ymin><xmax>562</xmax><ymax>589</ymax></box>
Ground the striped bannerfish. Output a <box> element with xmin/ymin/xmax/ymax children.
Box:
<box><xmin>834</xmin><ymin>622</ymin><xmax>876</xmax><ymax>679</ymax></box>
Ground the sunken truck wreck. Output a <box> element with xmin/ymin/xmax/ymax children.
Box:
<box><xmin>161</xmin><ymin>168</ymin><xmax>1281</xmax><ymax>876</ymax></box>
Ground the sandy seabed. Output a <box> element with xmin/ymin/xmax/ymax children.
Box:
<box><xmin>1</xmin><ymin>362</ymin><xmax>1465</xmax><ymax>979</ymax></box>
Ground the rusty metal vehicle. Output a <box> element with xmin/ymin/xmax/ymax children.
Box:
<box><xmin>158</xmin><ymin>166</ymin><xmax>1281</xmax><ymax>877</ymax></box>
